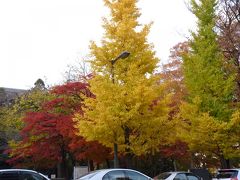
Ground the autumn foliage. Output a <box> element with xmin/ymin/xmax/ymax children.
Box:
<box><xmin>3</xmin><ymin>0</ymin><xmax>240</xmax><ymax>174</ymax></box>
<box><xmin>7</xmin><ymin>82</ymin><xmax>111</xmax><ymax>170</ymax></box>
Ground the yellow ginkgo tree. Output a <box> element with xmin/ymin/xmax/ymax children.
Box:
<box><xmin>74</xmin><ymin>0</ymin><xmax>172</xmax><ymax>167</ymax></box>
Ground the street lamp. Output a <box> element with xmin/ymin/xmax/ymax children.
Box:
<box><xmin>111</xmin><ymin>51</ymin><xmax>130</xmax><ymax>64</ymax></box>
<box><xmin>110</xmin><ymin>51</ymin><xmax>130</xmax><ymax>168</ymax></box>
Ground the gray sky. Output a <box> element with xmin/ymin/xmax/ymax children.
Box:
<box><xmin>0</xmin><ymin>0</ymin><xmax>196</xmax><ymax>89</ymax></box>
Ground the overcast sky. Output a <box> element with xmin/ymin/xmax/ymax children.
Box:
<box><xmin>0</xmin><ymin>0</ymin><xmax>196</xmax><ymax>89</ymax></box>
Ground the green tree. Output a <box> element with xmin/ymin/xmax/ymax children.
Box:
<box><xmin>3</xmin><ymin>81</ymin><xmax>52</xmax><ymax>142</ymax></box>
<box><xmin>75</xmin><ymin>0</ymin><xmax>171</xmax><ymax>167</ymax></box>
<box><xmin>179</xmin><ymin>0</ymin><xmax>236</xmax><ymax>168</ymax></box>
<box><xmin>183</xmin><ymin>0</ymin><xmax>235</xmax><ymax>120</ymax></box>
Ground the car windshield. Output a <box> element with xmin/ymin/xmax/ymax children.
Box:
<box><xmin>217</xmin><ymin>170</ymin><xmax>238</xmax><ymax>179</ymax></box>
<box><xmin>156</xmin><ymin>172</ymin><xmax>172</xmax><ymax>179</ymax></box>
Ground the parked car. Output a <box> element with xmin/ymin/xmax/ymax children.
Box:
<box><xmin>77</xmin><ymin>168</ymin><xmax>153</xmax><ymax>180</ymax></box>
<box><xmin>216</xmin><ymin>169</ymin><xmax>240</xmax><ymax>180</ymax></box>
<box><xmin>0</xmin><ymin>169</ymin><xmax>50</xmax><ymax>180</ymax></box>
<box><xmin>153</xmin><ymin>172</ymin><xmax>201</xmax><ymax>180</ymax></box>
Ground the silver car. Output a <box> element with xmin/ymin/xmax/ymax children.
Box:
<box><xmin>0</xmin><ymin>169</ymin><xmax>50</xmax><ymax>180</ymax></box>
<box><xmin>216</xmin><ymin>169</ymin><xmax>240</xmax><ymax>180</ymax></box>
<box><xmin>77</xmin><ymin>168</ymin><xmax>153</xmax><ymax>180</ymax></box>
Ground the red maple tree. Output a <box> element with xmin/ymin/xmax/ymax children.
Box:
<box><xmin>7</xmin><ymin>82</ymin><xmax>111</xmax><ymax>177</ymax></box>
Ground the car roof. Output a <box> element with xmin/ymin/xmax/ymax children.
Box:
<box><xmin>79</xmin><ymin>168</ymin><xmax>151</xmax><ymax>179</ymax></box>
<box><xmin>219</xmin><ymin>169</ymin><xmax>240</xmax><ymax>171</ymax></box>
<box><xmin>92</xmin><ymin>168</ymin><xmax>146</xmax><ymax>173</ymax></box>
<box><xmin>158</xmin><ymin>171</ymin><xmax>198</xmax><ymax>176</ymax></box>
<box><xmin>164</xmin><ymin>171</ymin><xmax>192</xmax><ymax>174</ymax></box>
<box><xmin>0</xmin><ymin>169</ymin><xmax>38</xmax><ymax>173</ymax></box>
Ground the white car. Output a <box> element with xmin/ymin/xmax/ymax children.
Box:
<box><xmin>77</xmin><ymin>168</ymin><xmax>153</xmax><ymax>180</ymax></box>
<box><xmin>153</xmin><ymin>172</ymin><xmax>200</xmax><ymax>180</ymax></box>
<box><xmin>216</xmin><ymin>169</ymin><xmax>240</xmax><ymax>180</ymax></box>
<box><xmin>0</xmin><ymin>169</ymin><xmax>50</xmax><ymax>180</ymax></box>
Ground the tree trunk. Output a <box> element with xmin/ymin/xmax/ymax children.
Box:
<box><xmin>57</xmin><ymin>163</ymin><xmax>63</xmax><ymax>179</ymax></box>
<box><xmin>88</xmin><ymin>160</ymin><xmax>94</xmax><ymax>171</ymax></box>
<box><xmin>105</xmin><ymin>159</ymin><xmax>110</xmax><ymax>168</ymax></box>
<box><xmin>124</xmin><ymin>126</ymin><xmax>133</xmax><ymax>168</ymax></box>
<box><xmin>220</xmin><ymin>155</ymin><xmax>230</xmax><ymax>169</ymax></box>
<box><xmin>190</xmin><ymin>153</ymin><xmax>195</xmax><ymax>169</ymax></box>
<box><xmin>172</xmin><ymin>158</ymin><xmax>177</xmax><ymax>171</ymax></box>
<box><xmin>59</xmin><ymin>147</ymin><xmax>70</xmax><ymax>180</ymax></box>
